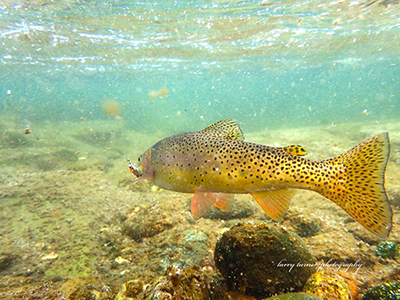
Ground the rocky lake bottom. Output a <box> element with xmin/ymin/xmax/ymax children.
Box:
<box><xmin>0</xmin><ymin>118</ymin><xmax>399</xmax><ymax>299</ymax></box>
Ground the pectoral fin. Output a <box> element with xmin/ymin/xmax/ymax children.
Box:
<box><xmin>191</xmin><ymin>191</ymin><xmax>233</xmax><ymax>219</ymax></box>
<box><xmin>213</xmin><ymin>193</ymin><xmax>233</xmax><ymax>211</ymax></box>
<box><xmin>250</xmin><ymin>189</ymin><xmax>295</xmax><ymax>221</ymax></box>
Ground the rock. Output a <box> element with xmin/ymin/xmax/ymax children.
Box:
<box><xmin>290</xmin><ymin>215</ymin><xmax>322</xmax><ymax>238</ymax></box>
<box><xmin>156</xmin><ymin>228</ymin><xmax>209</xmax><ymax>270</ymax></box>
<box><xmin>375</xmin><ymin>241</ymin><xmax>399</xmax><ymax>259</ymax></box>
<box><xmin>362</xmin><ymin>282</ymin><xmax>400</xmax><ymax>300</ymax></box>
<box><xmin>262</xmin><ymin>293</ymin><xmax>323</xmax><ymax>299</ymax></box>
<box><xmin>347</xmin><ymin>224</ymin><xmax>382</xmax><ymax>245</ymax></box>
<box><xmin>41</xmin><ymin>252</ymin><xmax>59</xmax><ymax>260</ymax></box>
<box><xmin>202</xmin><ymin>197</ymin><xmax>255</xmax><ymax>220</ymax></box>
<box><xmin>9</xmin><ymin>282</ymin><xmax>69</xmax><ymax>299</ymax></box>
<box><xmin>0</xmin><ymin>252</ymin><xmax>14</xmax><ymax>272</ymax></box>
<box><xmin>54</xmin><ymin>149</ymin><xmax>79</xmax><ymax>162</ymax></box>
<box><xmin>143</xmin><ymin>265</ymin><xmax>229</xmax><ymax>300</ymax></box>
<box><xmin>66</xmin><ymin>278</ymin><xmax>114</xmax><ymax>300</ymax></box>
<box><xmin>1</xmin><ymin>130</ymin><xmax>30</xmax><ymax>148</ymax></box>
<box><xmin>69</xmin><ymin>287</ymin><xmax>101</xmax><ymax>300</ymax></box>
<box><xmin>48</xmin><ymin>275</ymin><xmax>64</xmax><ymax>282</ymax></box>
<box><xmin>215</xmin><ymin>222</ymin><xmax>315</xmax><ymax>298</ymax></box>
<box><xmin>116</xmin><ymin>279</ymin><xmax>143</xmax><ymax>300</ymax></box>
<box><xmin>122</xmin><ymin>206</ymin><xmax>173</xmax><ymax>242</ymax></box>
<box><xmin>303</xmin><ymin>271</ymin><xmax>355</xmax><ymax>300</ymax></box>
<box><xmin>387</xmin><ymin>188</ymin><xmax>400</xmax><ymax>207</ymax></box>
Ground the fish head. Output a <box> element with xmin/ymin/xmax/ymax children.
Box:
<box><xmin>138</xmin><ymin>148</ymin><xmax>152</xmax><ymax>175</ymax></box>
<box><xmin>127</xmin><ymin>148</ymin><xmax>154</xmax><ymax>181</ymax></box>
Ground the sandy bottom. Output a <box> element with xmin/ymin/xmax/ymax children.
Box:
<box><xmin>0</xmin><ymin>118</ymin><xmax>399</xmax><ymax>299</ymax></box>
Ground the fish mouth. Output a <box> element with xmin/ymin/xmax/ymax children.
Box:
<box><xmin>126</xmin><ymin>158</ymin><xmax>141</xmax><ymax>177</ymax></box>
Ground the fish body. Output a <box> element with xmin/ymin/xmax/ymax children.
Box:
<box><xmin>130</xmin><ymin>120</ymin><xmax>392</xmax><ymax>237</ymax></box>
<box><xmin>148</xmin><ymin>133</ymin><xmax>318</xmax><ymax>194</ymax></box>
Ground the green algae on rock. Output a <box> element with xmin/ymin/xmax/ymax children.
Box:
<box><xmin>214</xmin><ymin>222</ymin><xmax>315</xmax><ymax>298</ymax></box>
<box><xmin>143</xmin><ymin>265</ymin><xmax>229</xmax><ymax>300</ymax></box>
<box><xmin>375</xmin><ymin>241</ymin><xmax>399</xmax><ymax>259</ymax></box>
<box><xmin>362</xmin><ymin>282</ymin><xmax>400</xmax><ymax>300</ymax></box>
<box><xmin>262</xmin><ymin>292</ymin><xmax>323</xmax><ymax>299</ymax></box>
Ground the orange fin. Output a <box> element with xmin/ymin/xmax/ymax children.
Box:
<box><xmin>250</xmin><ymin>189</ymin><xmax>295</xmax><ymax>221</ymax></box>
<box><xmin>282</xmin><ymin>145</ymin><xmax>307</xmax><ymax>156</ymax></box>
<box><xmin>191</xmin><ymin>191</ymin><xmax>215</xmax><ymax>219</ymax></box>
<box><xmin>320</xmin><ymin>132</ymin><xmax>392</xmax><ymax>238</ymax></box>
<box><xmin>191</xmin><ymin>191</ymin><xmax>233</xmax><ymax>219</ymax></box>
<box><xmin>213</xmin><ymin>193</ymin><xmax>233</xmax><ymax>211</ymax></box>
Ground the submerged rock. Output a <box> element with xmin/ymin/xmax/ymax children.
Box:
<box><xmin>143</xmin><ymin>265</ymin><xmax>229</xmax><ymax>300</ymax></box>
<box><xmin>69</xmin><ymin>288</ymin><xmax>100</xmax><ymax>300</ymax></box>
<box><xmin>0</xmin><ymin>252</ymin><xmax>14</xmax><ymax>272</ymax></box>
<box><xmin>202</xmin><ymin>197</ymin><xmax>255</xmax><ymax>220</ymax></box>
<box><xmin>215</xmin><ymin>222</ymin><xmax>315</xmax><ymax>298</ymax></box>
<box><xmin>262</xmin><ymin>293</ymin><xmax>323</xmax><ymax>299</ymax></box>
<box><xmin>156</xmin><ymin>228</ymin><xmax>209</xmax><ymax>271</ymax></box>
<box><xmin>388</xmin><ymin>188</ymin><xmax>400</xmax><ymax>207</ymax></box>
<box><xmin>362</xmin><ymin>282</ymin><xmax>400</xmax><ymax>300</ymax></box>
<box><xmin>116</xmin><ymin>279</ymin><xmax>144</xmax><ymax>300</ymax></box>
<box><xmin>1</xmin><ymin>130</ymin><xmax>30</xmax><ymax>148</ymax></box>
<box><xmin>375</xmin><ymin>241</ymin><xmax>399</xmax><ymax>259</ymax></box>
<box><xmin>303</xmin><ymin>271</ymin><xmax>355</xmax><ymax>300</ymax></box>
<box><xmin>68</xmin><ymin>281</ymin><xmax>110</xmax><ymax>300</ymax></box>
<box><xmin>348</xmin><ymin>225</ymin><xmax>382</xmax><ymax>245</ymax></box>
<box><xmin>290</xmin><ymin>215</ymin><xmax>322</xmax><ymax>238</ymax></box>
<box><xmin>122</xmin><ymin>206</ymin><xmax>173</xmax><ymax>242</ymax></box>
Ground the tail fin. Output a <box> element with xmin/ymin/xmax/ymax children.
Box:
<box><xmin>320</xmin><ymin>133</ymin><xmax>392</xmax><ymax>238</ymax></box>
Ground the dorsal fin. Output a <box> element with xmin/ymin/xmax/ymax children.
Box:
<box><xmin>282</xmin><ymin>145</ymin><xmax>307</xmax><ymax>156</ymax></box>
<box><xmin>199</xmin><ymin>120</ymin><xmax>244</xmax><ymax>141</ymax></box>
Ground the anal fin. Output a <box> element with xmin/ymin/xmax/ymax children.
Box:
<box><xmin>250</xmin><ymin>189</ymin><xmax>295</xmax><ymax>221</ymax></box>
<box><xmin>191</xmin><ymin>191</ymin><xmax>233</xmax><ymax>219</ymax></box>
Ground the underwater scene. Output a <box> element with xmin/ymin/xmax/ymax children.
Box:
<box><xmin>1</xmin><ymin>0</ymin><xmax>400</xmax><ymax>299</ymax></box>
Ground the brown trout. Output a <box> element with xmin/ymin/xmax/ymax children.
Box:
<box><xmin>128</xmin><ymin>120</ymin><xmax>392</xmax><ymax>237</ymax></box>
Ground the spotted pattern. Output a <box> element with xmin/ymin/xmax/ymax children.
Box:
<box><xmin>319</xmin><ymin>133</ymin><xmax>391</xmax><ymax>237</ymax></box>
<box><xmin>199</xmin><ymin>119</ymin><xmax>244</xmax><ymax>141</ymax></box>
<box><xmin>150</xmin><ymin>132</ymin><xmax>325</xmax><ymax>194</ymax></box>
<box><xmin>283</xmin><ymin>145</ymin><xmax>307</xmax><ymax>156</ymax></box>
<box><xmin>141</xmin><ymin>125</ymin><xmax>392</xmax><ymax>237</ymax></box>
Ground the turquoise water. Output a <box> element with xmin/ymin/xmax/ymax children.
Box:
<box><xmin>1</xmin><ymin>0</ymin><xmax>399</xmax><ymax>133</ymax></box>
<box><xmin>1</xmin><ymin>0</ymin><xmax>400</xmax><ymax>298</ymax></box>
